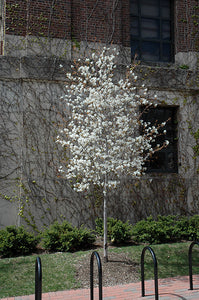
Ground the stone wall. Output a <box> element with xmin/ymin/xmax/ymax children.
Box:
<box><xmin>0</xmin><ymin>56</ymin><xmax>198</xmax><ymax>231</ymax></box>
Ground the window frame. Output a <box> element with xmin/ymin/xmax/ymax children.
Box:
<box><xmin>141</xmin><ymin>105</ymin><xmax>178</xmax><ymax>173</ymax></box>
<box><xmin>130</xmin><ymin>0</ymin><xmax>174</xmax><ymax>63</ymax></box>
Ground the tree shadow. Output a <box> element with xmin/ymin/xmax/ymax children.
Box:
<box><xmin>160</xmin><ymin>293</ymin><xmax>188</xmax><ymax>299</ymax></box>
<box><xmin>108</xmin><ymin>258</ymin><xmax>139</xmax><ymax>266</ymax></box>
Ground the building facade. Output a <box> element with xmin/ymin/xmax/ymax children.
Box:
<box><xmin>1</xmin><ymin>0</ymin><xmax>198</xmax><ymax>66</ymax></box>
<box><xmin>0</xmin><ymin>0</ymin><xmax>198</xmax><ymax>230</ymax></box>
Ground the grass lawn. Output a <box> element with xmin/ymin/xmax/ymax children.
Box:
<box><xmin>109</xmin><ymin>242</ymin><xmax>199</xmax><ymax>279</ymax></box>
<box><xmin>1</xmin><ymin>242</ymin><xmax>199</xmax><ymax>298</ymax></box>
<box><xmin>0</xmin><ymin>251</ymin><xmax>83</xmax><ymax>298</ymax></box>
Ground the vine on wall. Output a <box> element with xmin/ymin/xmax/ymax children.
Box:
<box><xmin>0</xmin><ymin>1</ymin><xmax>198</xmax><ymax>231</ymax></box>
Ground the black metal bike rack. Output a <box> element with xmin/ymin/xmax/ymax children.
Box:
<box><xmin>35</xmin><ymin>256</ymin><xmax>42</xmax><ymax>300</ymax></box>
<box><xmin>141</xmin><ymin>246</ymin><xmax>158</xmax><ymax>300</ymax></box>
<box><xmin>189</xmin><ymin>241</ymin><xmax>199</xmax><ymax>290</ymax></box>
<box><xmin>90</xmin><ymin>251</ymin><xmax>103</xmax><ymax>300</ymax></box>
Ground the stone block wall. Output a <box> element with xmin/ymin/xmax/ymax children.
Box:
<box><xmin>0</xmin><ymin>56</ymin><xmax>198</xmax><ymax>230</ymax></box>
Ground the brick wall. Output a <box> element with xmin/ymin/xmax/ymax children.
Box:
<box><xmin>4</xmin><ymin>0</ymin><xmax>199</xmax><ymax>53</ymax></box>
<box><xmin>175</xmin><ymin>0</ymin><xmax>199</xmax><ymax>52</ymax></box>
<box><xmin>71</xmin><ymin>0</ymin><xmax>130</xmax><ymax>46</ymax></box>
<box><xmin>5</xmin><ymin>0</ymin><xmax>71</xmax><ymax>39</ymax></box>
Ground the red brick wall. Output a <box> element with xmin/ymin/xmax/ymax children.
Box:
<box><xmin>71</xmin><ymin>0</ymin><xmax>130</xmax><ymax>46</ymax></box>
<box><xmin>5</xmin><ymin>0</ymin><xmax>130</xmax><ymax>46</ymax></box>
<box><xmin>6</xmin><ymin>0</ymin><xmax>27</xmax><ymax>36</ymax></box>
<box><xmin>175</xmin><ymin>0</ymin><xmax>199</xmax><ymax>52</ymax></box>
<box><xmin>5</xmin><ymin>0</ymin><xmax>71</xmax><ymax>39</ymax></box>
<box><xmin>4</xmin><ymin>0</ymin><xmax>199</xmax><ymax>52</ymax></box>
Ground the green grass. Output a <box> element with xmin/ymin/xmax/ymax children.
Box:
<box><xmin>0</xmin><ymin>252</ymin><xmax>83</xmax><ymax>298</ymax></box>
<box><xmin>109</xmin><ymin>242</ymin><xmax>199</xmax><ymax>280</ymax></box>
<box><xmin>1</xmin><ymin>242</ymin><xmax>199</xmax><ymax>298</ymax></box>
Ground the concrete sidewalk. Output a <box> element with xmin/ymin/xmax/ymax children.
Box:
<box><xmin>2</xmin><ymin>275</ymin><xmax>199</xmax><ymax>300</ymax></box>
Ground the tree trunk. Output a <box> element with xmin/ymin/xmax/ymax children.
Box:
<box><xmin>103</xmin><ymin>190</ymin><xmax>108</xmax><ymax>262</ymax></box>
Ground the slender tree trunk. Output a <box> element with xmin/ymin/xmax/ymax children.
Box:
<box><xmin>103</xmin><ymin>185</ymin><xmax>108</xmax><ymax>262</ymax></box>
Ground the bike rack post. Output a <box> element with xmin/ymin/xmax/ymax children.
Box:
<box><xmin>35</xmin><ymin>256</ymin><xmax>42</xmax><ymax>300</ymax></box>
<box><xmin>90</xmin><ymin>251</ymin><xmax>103</xmax><ymax>300</ymax></box>
<box><xmin>189</xmin><ymin>241</ymin><xmax>199</xmax><ymax>290</ymax></box>
<box><xmin>141</xmin><ymin>246</ymin><xmax>158</xmax><ymax>300</ymax></box>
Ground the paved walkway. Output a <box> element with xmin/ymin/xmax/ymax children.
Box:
<box><xmin>3</xmin><ymin>275</ymin><xmax>199</xmax><ymax>300</ymax></box>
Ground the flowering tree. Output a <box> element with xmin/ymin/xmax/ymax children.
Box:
<box><xmin>57</xmin><ymin>48</ymin><xmax>168</xmax><ymax>261</ymax></box>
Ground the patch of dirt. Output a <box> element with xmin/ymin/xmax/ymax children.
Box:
<box><xmin>35</xmin><ymin>239</ymin><xmax>141</xmax><ymax>288</ymax></box>
<box><xmin>75</xmin><ymin>248</ymin><xmax>140</xmax><ymax>288</ymax></box>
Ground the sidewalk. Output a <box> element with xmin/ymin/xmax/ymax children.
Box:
<box><xmin>3</xmin><ymin>275</ymin><xmax>199</xmax><ymax>300</ymax></box>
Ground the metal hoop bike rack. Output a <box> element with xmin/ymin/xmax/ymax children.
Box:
<box><xmin>141</xmin><ymin>246</ymin><xmax>158</xmax><ymax>300</ymax></box>
<box><xmin>90</xmin><ymin>251</ymin><xmax>103</xmax><ymax>300</ymax></box>
<box><xmin>35</xmin><ymin>256</ymin><xmax>42</xmax><ymax>300</ymax></box>
<box><xmin>189</xmin><ymin>241</ymin><xmax>199</xmax><ymax>290</ymax></box>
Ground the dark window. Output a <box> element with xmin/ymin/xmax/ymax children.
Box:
<box><xmin>142</xmin><ymin>106</ymin><xmax>178</xmax><ymax>173</ymax></box>
<box><xmin>130</xmin><ymin>0</ymin><xmax>174</xmax><ymax>62</ymax></box>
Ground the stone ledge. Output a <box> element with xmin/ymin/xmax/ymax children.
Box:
<box><xmin>0</xmin><ymin>56</ymin><xmax>70</xmax><ymax>81</ymax></box>
<box><xmin>0</xmin><ymin>56</ymin><xmax>198</xmax><ymax>91</ymax></box>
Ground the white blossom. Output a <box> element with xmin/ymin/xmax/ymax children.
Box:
<box><xmin>56</xmin><ymin>47</ymin><xmax>167</xmax><ymax>192</ymax></box>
